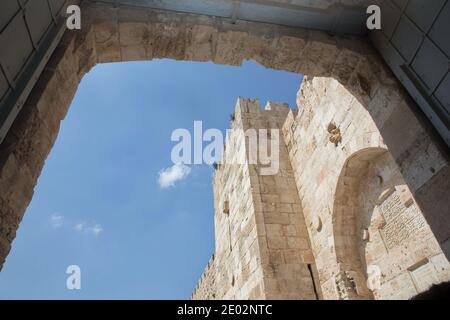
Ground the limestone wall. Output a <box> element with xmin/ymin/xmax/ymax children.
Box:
<box><xmin>237</xmin><ymin>100</ymin><xmax>318</xmax><ymax>300</ymax></box>
<box><xmin>281</xmin><ymin>76</ymin><xmax>450</xmax><ymax>299</ymax></box>
<box><xmin>192</xmin><ymin>255</ymin><xmax>217</xmax><ymax>300</ymax></box>
<box><xmin>195</xmin><ymin>99</ymin><xmax>268</xmax><ymax>299</ymax></box>
<box><xmin>193</xmin><ymin>98</ymin><xmax>319</xmax><ymax>300</ymax></box>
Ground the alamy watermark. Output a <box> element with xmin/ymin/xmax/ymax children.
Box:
<box><xmin>66</xmin><ymin>265</ymin><xmax>81</xmax><ymax>290</ymax></box>
<box><xmin>66</xmin><ymin>5</ymin><xmax>81</xmax><ymax>30</ymax></box>
<box><xmin>170</xmin><ymin>121</ymin><xmax>280</xmax><ymax>176</ymax></box>
<box><xmin>367</xmin><ymin>5</ymin><xmax>382</xmax><ymax>30</ymax></box>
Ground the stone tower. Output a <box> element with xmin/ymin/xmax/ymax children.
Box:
<box><xmin>192</xmin><ymin>98</ymin><xmax>319</xmax><ymax>300</ymax></box>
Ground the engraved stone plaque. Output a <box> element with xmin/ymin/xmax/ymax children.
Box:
<box><xmin>378</xmin><ymin>191</ymin><xmax>427</xmax><ymax>250</ymax></box>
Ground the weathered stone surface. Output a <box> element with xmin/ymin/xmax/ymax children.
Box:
<box><xmin>193</xmin><ymin>86</ymin><xmax>450</xmax><ymax>300</ymax></box>
<box><xmin>280</xmin><ymin>76</ymin><xmax>450</xmax><ymax>300</ymax></box>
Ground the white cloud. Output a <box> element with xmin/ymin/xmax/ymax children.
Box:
<box><xmin>49</xmin><ymin>215</ymin><xmax>102</xmax><ymax>236</ymax></box>
<box><xmin>74</xmin><ymin>223</ymin><xmax>85</xmax><ymax>231</ymax></box>
<box><xmin>74</xmin><ymin>222</ymin><xmax>103</xmax><ymax>236</ymax></box>
<box><xmin>91</xmin><ymin>224</ymin><xmax>103</xmax><ymax>236</ymax></box>
<box><xmin>158</xmin><ymin>163</ymin><xmax>191</xmax><ymax>189</ymax></box>
<box><xmin>50</xmin><ymin>214</ymin><xmax>64</xmax><ymax>228</ymax></box>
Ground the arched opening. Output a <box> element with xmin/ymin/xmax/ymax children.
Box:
<box><xmin>333</xmin><ymin>148</ymin><xmax>387</xmax><ymax>300</ymax></box>
<box><xmin>0</xmin><ymin>57</ymin><xmax>302</xmax><ymax>298</ymax></box>
<box><xmin>333</xmin><ymin>147</ymin><xmax>449</xmax><ymax>300</ymax></box>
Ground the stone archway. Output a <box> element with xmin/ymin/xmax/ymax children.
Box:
<box><xmin>332</xmin><ymin>147</ymin><xmax>386</xmax><ymax>300</ymax></box>
<box><xmin>281</xmin><ymin>75</ymin><xmax>450</xmax><ymax>300</ymax></box>
<box><xmin>0</xmin><ymin>1</ymin><xmax>449</xmax><ymax>271</ymax></box>
<box><xmin>332</xmin><ymin>146</ymin><xmax>450</xmax><ymax>300</ymax></box>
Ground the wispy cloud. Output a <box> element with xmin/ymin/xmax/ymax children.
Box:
<box><xmin>49</xmin><ymin>213</ymin><xmax>102</xmax><ymax>236</ymax></box>
<box><xmin>74</xmin><ymin>222</ymin><xmax>103</xmax><ymax>236</ymax></box>
<box><xmin>91</xmin><ymin>224</ymin><xmax>103</xmax><ymax>236</ymax></box>
<box><xmin>50</xmin><ymin>214</ymin><xmax>64</xmax><ymax>228</ymax></box>
<box><xmin>158</xmin><ymin>163</ymin><xmax>191</xmax><ymax>189</ymax></box>
<box><xmin>74</xmin><ymin>223</ymin><xmax>85</xmax><ymax>231</ymax></box>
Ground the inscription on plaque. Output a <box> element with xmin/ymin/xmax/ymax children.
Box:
<box><xmin>378</xmin><ymin>191</ymin><xmax>427</xmax><ymax>250</ymax></box>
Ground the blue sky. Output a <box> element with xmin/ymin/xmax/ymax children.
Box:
<box><xmin>0</xmin><ymin>59</ymin><xmax>301</xmax><ymax>299</ymax></box>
